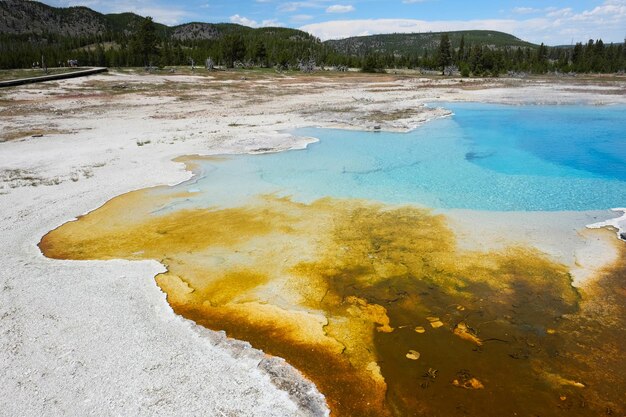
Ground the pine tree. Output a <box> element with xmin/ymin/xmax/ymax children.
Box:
<box><xmin>572</xmin><ymin>42</ymin><xmax>583</xmax><ymax>71</ymax></box>
<box><xmin>222</xmin><ymin>34</ymin><xmax>245</xmax><ymax>68</ymax></box>
<box><xmin>94</xmin><ymin>43</ymin><xmax>106</xmax><ymax>67</ymax></box>
<box><xmin>133</xmin><ymin>17</ymin><xmax>159</xmax><ymax>67</ymax></box>
<box><xmin>457</xmin><ymin>35</ymin><xmax>465</xmax><ymax>64</ymax></box>
<box><xmin>437</xmin><ymin>33</ymin><xmax>452</xmax><ymax>75</ymax></box>
<box><xmin>535</xmin><ymin>43</ymin><xmax>548</xmax><ymax>73</ymax></box>
<box><xmin>469</xmin><ymin>45</ymin><xmax>485</xmax><ymax>75</ymax></box>
<box><xmin>592</xmin><ymin>39</ymin><xmax>605</xmax><ymax>72</ymax></box>
<box><xmin>161</xmin><ymin>41</ymin><xmax>173</xmax><ymax>66</ymax></box>
<box><xmin>361</xmin><ymin>53</ymin><xmax>383</xmax><ymax>73</ymax></box>
<box><xmin>253</xmin><ymin>39</ymin><xmax>268</xmax><ymax>67</ymax></box>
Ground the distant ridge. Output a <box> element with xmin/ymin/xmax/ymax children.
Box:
<box><xmin>1</xmin><ymin>0</ymin><xmax>540</xmax><ymax>50</ymax></box>
<box><xmin>1</xmin><ymin>0</ymin><xmax>110</xmax><ymax>37</ymax></box>
<box><xmin>0</xmin><ymin>0</ymin><xmax>314</xmax><ymax>41</ymax></box>
<box><xmin>3</xmin><ymin>0</ymin><xmax>622</xmax><ymax>73</ymax></box>
<box><xmin>0</xmin><ymin>0</ymin><xmax>176</xmax><ymax>37</ymax></box>
<box><xmin>326</xmin><ymin>31</ymin><xmax>538</xmax><ymax>56</ymax></box>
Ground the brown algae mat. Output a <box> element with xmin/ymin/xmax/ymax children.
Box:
<box><xmin>40</xmin><ymin>184</ymin><xmax>626</xmax><ymax>416</ymax></box>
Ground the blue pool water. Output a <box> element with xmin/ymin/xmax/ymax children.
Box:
<box><xmin>175</xmin><ymin>103</ymin><xmax>626</xmax><ymax>212</ymax></box>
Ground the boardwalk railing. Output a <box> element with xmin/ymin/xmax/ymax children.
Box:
<box><xmin>0</xmin><ymin>67</ymin><xmax>108</xmax><ymax>88</ymax></box>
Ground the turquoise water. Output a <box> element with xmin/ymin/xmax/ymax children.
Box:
<box><xmin>173</xmin><ymin>103</ymin><xmax>626</xmax><ymax>212</ymax></box>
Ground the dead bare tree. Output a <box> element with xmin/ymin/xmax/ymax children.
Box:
<box><xmin>444</xmin><ymin>65</ymin><xmax>459</xmax><ymax>76</ymax></box>
<box><xmin>41</xmin><ymin>54</ymin><xmax>48</xmax><ymax>74</ymax></box>
<box><xmin>205</xmin><ymin>57</ymin><xmax>214</xmax><ymax>71</ymax></box>
<box><xmin>298</xmin><ymin>58</ymin><xmax>316</xmax><ymax>73</ymax></box>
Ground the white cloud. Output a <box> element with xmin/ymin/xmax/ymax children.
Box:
<box><xmin>230</xmin><ymin>14</ymin><xmax>259</xmax><ymax>27</ymax></box>
<box><xmin>278</xmin><ymin>1</ymin><xmax>330</xmax><ymax>12</ymax></box>
<box><xmin>301</xmin><ymin>0</ymin><xmax>626</xmax><ymax>44</ymax></box>
<box><xmin>512</xmin><ymin>7</ymin><xmax>539</xmax><ymax>15</ymax></box>
<box><xmin>55</xmin><ymin>0</ymin><xmax>103</xmax><ymax>6</ymax></box>
<box><xmin>135</xmin><ymin>7</ymin><xmax>190</xmax><ymax>25</ymax></box>
<box><xmin>291</xmin><ymin>14</ymin><xmax>314</xmax><ymax>22</ymax></box>
<box><xmin>326</xmin><ymin>4</ymin><xmax>355</xmax><ymax>13</ymax></box>
<box><xmin>301</xmin><ymin>18</ymin><xmax>514</xmax><ymax>40</ymax></box>
<box><xmin>546</xmin><ymin>8</ymin><xmax>573</xmax><ymax>18</ymax></box>
<box><xmin>403</xmin><ymin>0</ymin><xmax>429</xmax><ymax>3</ymax></box>
<box><xmin>278</xmin><ymin>3</ymin><xmax>298</xmax><ymax>12</ymax></box>
<box><xmin>230</xmin><ymin>14</ymin><xmax>284</xmax><ymax>28</ymax></box>
<box><xmin>262</xmin><ymin>19</ymin><xmax>284</xmax><ymax>26</ymax></box>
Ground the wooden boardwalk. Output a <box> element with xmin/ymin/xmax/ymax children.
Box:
<box><xmin>0</xmin><ymin>67</ymin><xmax>108</xmax><ymax>88</ymax></box>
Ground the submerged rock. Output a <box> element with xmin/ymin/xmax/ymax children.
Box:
<box><xmin>406</xmin><ymin>350</ymin><xmax>421</xmax><ymax>360</ymax></box>
<box><xmin>453</xmin><ymin>322</ymin><xmax>482</xmax><ymax>346</ymax></box>
<box><xmin>427</xmin><ymin>316</ymin><xmax>444</xmax><ymax>328</ymax></box>
<box><xmin>453</xmin><ymin>370</ymin><xmax>484</xmax><ymax>390</ymax></box>
<box><xmin>453</xmin><ymin>377</ymin><xmax>484</xmax><ymax>390</ymax></box>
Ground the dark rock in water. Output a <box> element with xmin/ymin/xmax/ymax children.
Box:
<box><xmin>620</xmin><ymin>232</ymin><xmax>626</xmax><ymax>241</ymax></box>
<box><xmin>373</xmin><ymin>125</ymin><xmax>381</xmax><ymax>131</ymax></box>
<box><xmin>465</xmin><ymin>151</ymin><xmax>495</xmax><ymax>161</ymax></box>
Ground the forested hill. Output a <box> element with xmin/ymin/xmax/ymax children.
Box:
<box><xmin>1</xmin><ymin>0</ymin><xmax>624</xmax><ymax>74</ymax></box>
<box><xmin>326</xmin><ymin>31</ymin><xmax>537</xmax><ymax>57</ymax></box>
<box><xmin>0</xmin><ymin>0</ymin><xmax>166</xmax><ymax>37</ymax></box>
<box><xmin>0</xmin><ymin>1</ymin><xmax>534</xmax><ymax>51</ymax></box>
<box><xmin>0</xmin><ymin>0</ymin><xmax>329</xmax><ymax>68</ymax></box>
<box><xmin>0</xmin><ymin>0</ymin><xmax>315</xmax><ymax>42</ymax></box>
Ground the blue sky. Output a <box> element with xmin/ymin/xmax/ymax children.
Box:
<box><xmin>44</xmin><ymin>0</ymin><xmax>626</xmax><ymax>44</ymax></box>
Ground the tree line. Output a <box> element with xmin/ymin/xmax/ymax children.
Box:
<box><xmin>363</xmin><ymin>34</ymin><xmax>626</xmax><ymax>75</ymax></box>
<box><xmin>1</xmin><ymin>19</ymin><xmax>625</xmax><ymax>75</ymax></box>
<box><xmin>0</xmin><ymin>17</ymin><xmax>351</xmax><ymax>70</ymax></box>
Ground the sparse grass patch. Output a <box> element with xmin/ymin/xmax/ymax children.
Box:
<box><xmin>0</xmin><ymin>104</ymin><xmax>48</xmax><ymax>117</ymax></box>
<box><xmin>303</xmin><ymin>105</ymin><xmax>356</xmax><ymax>115</ymax></box>
<box><xmin>0</xmin><ymin>127</ymin><xmax>70</xmax><ymax>142</ymax></box>
<box><xmin>361</xmin><ymin>108</ymin><xmax>421</xmax><ymax>122</ymax></box>
<box><xmin>77</xmin><ymin>80</ymin><xmax>151</xmax><ymax>96</ymax></box>
<box><xmin>0</xmin><ymin>168</ymin><xmax>58</xmax><ymax>187</ymax></box>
